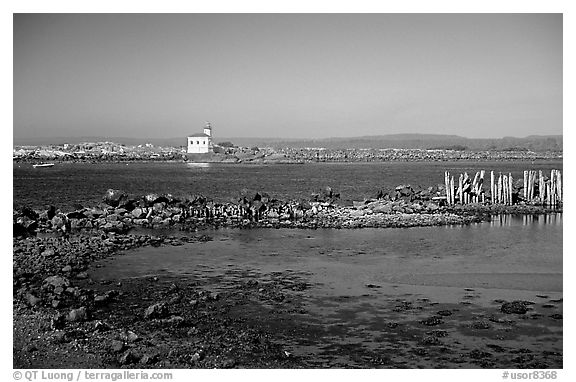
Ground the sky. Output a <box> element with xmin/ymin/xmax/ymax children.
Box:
<box><xmin>13</xmin><ymin>13</ymin><xmax>562</xmax><ymax>140</ymax></box>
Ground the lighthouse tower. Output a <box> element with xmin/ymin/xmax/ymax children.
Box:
<box><xmin>203</xmin><ymin>121</ymin><xmax>212</xmax><ymax>137</ymax></box>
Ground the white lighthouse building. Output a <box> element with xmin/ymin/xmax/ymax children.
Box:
<box><xmin>187</xmin><ymin>121</ymin><xmax>213</xmax><ymax>154</ymax></box>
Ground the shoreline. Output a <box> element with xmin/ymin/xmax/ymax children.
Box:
<box><xmin>13</xmin><ymin>187</ymin><xmax>563</xmax><ymax>369</ymax></box>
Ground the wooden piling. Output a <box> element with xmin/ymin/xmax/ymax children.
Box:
<box><xmin>458</xmin><ymin>174</ymin><xmax>463</xmax><ymax>204</ymax></box>
<box><xmin>557</xmin><ymin>170</ymin><xmax>562</xmax><ymax>203</ymax></box>
<box><xmin>491</xmin><ymin>171</ymin><xmax>495</xmax><ymax>204</ymax></box>
<box><xmin>450</xmin><ymin>176</ymin><xmax>455</xmax><ymax>205</ymax></box>
<box><xmin>523</xmin><ymin>170</ymin><xmax>528</xmax><ymax>200</ymax></box>
<box><xmin>508</xmin><ymin>173</ymin><xmax>513</xmax><ymax>206</ymax></box>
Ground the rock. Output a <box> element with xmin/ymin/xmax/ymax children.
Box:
<box><xmin>471</xmin><ymin>320</ymin><xmax>492</xmax><ymax>330</ymax></box>
<box><xmin>67</xmin><ymin>307</ymin><xmax>88</xmax><ymax>322</ymax></box>
<box><xmin>25</xmin><ymin>293</ymin><xmax>41</xmax><ymax>307</ymax></box>
<box><xmin>51</xmin><ymin>313</ymin><xmax>67</xmax><ymax>330</ymax></box>
<box><xmin>144</xmin><ymin>302</ymin><xmax>169</xmax><ymax>319</ymax></box>
<box><xmin>43</xmin><ymin>275</ymin><xmax>70</xmax><ymax>290</ymax></box>
<box><xmin>420</xmin><ymin>316</ymin><xmax>444</xmax><ymax>326</ymax></box>
<box><xmin>140</xmin><ymin>353</ymin><xmax>159</xmax><ymax>365</ymax></box>
<box><xmin>501</xmin><ymin>301</ymin><xmax>530</xmax><ymax>314</ymax></box>
<box><xmin>103</xmin><ymin>189</ymin><xmax>127</xmax><ymax>207</ymax></box>
<box><xmin>131</xmin><ymin>208</ymin><xmax>145</xmax><ymax>219</ymax></box>
<box><xmin>76</xmin><ymin>272</ymin><xmax>89</xmax><ymax>280</ymax></box>
<box><xmin>24</xmin><ymin>344</ymin><xmax>38</xmax><ymax>352</ymax></box>
<box><xmin>221</xmin><ymin>357</ymin><xmax>237</xmax><ymax>368</ymax></box>
<box><xmin>143</xmin><ymin>193</ymin><xmax>160</xmax><ymax>206</ymax></box>
<box><xmin>190</xmin><ymin>349</ymin><xmax>205</xmax><ymax>362</ymax></box>
<box><xmin>21</xmin><ymin>206</ymin><xmax>39</xmax><ymax>220</ymax></box>
<box><xmin>51</xmin><ymin>214</ymin><xmax>67</xmax><ymax>229</ymax></box>
<box><xmin>160</xmin><ymin>316</ymin><xmax>185</xmax><ymax>327</ymax></box>
<box><xmin>41</xmin><ymin>249</ymin><xmax>55</xmax><ymax>257</ymax></box>
<box><xmin>94</xmin><ymin>295</ymin><xmax>109</xmax><ymax>305</ymax></box>
<box><xmin>93</xmin><ymin>321</ymin><xmax>111</xmax><ymax>332</ymax></box>
<box><xmin>119</xmin><ymin>350</ymin><xmax>140</xmax><ymax>365</ymax></box>
<box><xmin>120</xmin><ymin>330</ymin><xmax>140</xmax><ymax>343</ymax></box>
<box><xmin>62</xmin><ymin>265</ymin><xmax>72</xmax><ymax>273</ymax></box>
<box><xmin>110</xmin><ymin>340</ymin><xmax>125</xmax><ymax>353</ymax></box>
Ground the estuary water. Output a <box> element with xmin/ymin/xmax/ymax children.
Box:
<box><xmin>95</xmin><ymin>213</ymin><xmax>562</xmax><ymax>295</ymax></box>
<box><xmin>13</xmin><ymin>160</ymin><xmax>563</xmax><ymax>210</ymax></box>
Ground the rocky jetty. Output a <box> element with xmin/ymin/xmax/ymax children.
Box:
<box><xmin>13</xmin><ymin>183</ymin><xmax>561</xmax><ymax>239</ymax></box>
<box><xmin>13</xmin><ymin>141</ymin><xmax>562</xmax><ymax>164</ymax></box>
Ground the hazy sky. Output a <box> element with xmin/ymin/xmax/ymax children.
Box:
<box><xmin>13</xmin><ymin>13</ymin><xmax>562</xmax><ymax>140</ymax></box>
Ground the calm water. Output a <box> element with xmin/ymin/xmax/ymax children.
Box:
<box><xmin>94</xmin><ymin>213</ymin><xmax>563</xmax><ymax>295</ymax></box>
<box><xmin>13</xmin><ymin>160</ymin><xmax>563</xmax><ymax>210</ymax></box>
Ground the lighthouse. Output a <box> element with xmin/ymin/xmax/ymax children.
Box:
<box><xmin>187</xmin><ymin>121</ymin><xmax>213</xmax><ymax>154</ymax></box>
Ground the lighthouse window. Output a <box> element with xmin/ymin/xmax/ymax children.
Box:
<box><xmin>196</xmin><ymin>141</ymin><xmax>199</xmax><ymax>144</ymax></box>
<box><xmin>203</xmin><ymin>141</ymin><xmax>205</xmax><ymax>144</ymax></box>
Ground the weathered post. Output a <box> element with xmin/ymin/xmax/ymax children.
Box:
<box><xmin>497</xmin><ymin>173</ymin><xmax>502</xmax><ymax>204</ymax></box>
<box><xmin>444</xmin><ymin>171</ymin><xmax>450</xmax><ymax>205</ymax></box>
<box><xmin>523</xmin><ymin>170</ymin><xmax>528</xmax><ymax>200</ymax></box>
<box><xmin>508</xmin><ymin>173</ymin><xmax>513</xmax><ymax>205</ymax></box>
<box><xmin>539</xmin><ymin>170</ymin><xmax>544</xmax><ymax>204</ymax></box>
<box><xmin>491</xmin><ymin>171</ymin><xmax>495</xmax><ymax>204</ymax></box>
<box><xmin>450</xmin><ymin>176</ymin><xmax>455</xmax><ymax>205</ymax></box>
<box><xmin>458</xmin><ymin>174</ymin><xmax>463</xmax><ymax>204</ymax></box>
<box><xmin>557</xmin><ymin>170</ymin><xmax>562</xmax><ymax>204</ymax></box>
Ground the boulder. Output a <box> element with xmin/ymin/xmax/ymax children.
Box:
<box><xmin>43</xmin><ymin>276</ymin><xmax>70</xmax><ymax>290</ymax></box>
<box><xmin>501</xmin><ymin>301</ymin><xmax>530</xmax><ymax>314</ymax></box>
<box><xmin>144</xmin><ymin>302</ymin><xmax>169</xmax><ymax>319</ymax></box>
<box><xmin>103</xmin><ymin>189</ymin><xmax>127</xmax><ymax>207</ymax></box>
<box><xmin>67</xmin><ymin>307</ymin><xmax>88</xmax><ymax>322</ymax></box>
<box><xmin>21</xmin><ymin>206</ymin><xmax>39</xmax><ymax>220</ymax></box>
<box><xmin>51</xmin><ymin>214</ymin><xmax>67</xmax><ymax>229</ymax></box>
<box><xmin>131</xmin><ymin>208</ymin><xmax>145</xmax><ymax>219</ymax></box>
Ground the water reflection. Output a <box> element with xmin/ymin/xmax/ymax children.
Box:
<box><xmin>186</xmin><ymin>162</ymin><xmax>211</xmax><ymax>168</ymax></box>
<box><xmin>490</xmin><ymin>213</ymin><xmax>563</xmax><ymax>227</ymax></box>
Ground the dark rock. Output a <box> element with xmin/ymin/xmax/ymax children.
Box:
<box><xmin>120</xmin><ymin>330</ymin><xmax>139</xmax><ymax>343</ymax></box>
<box><xmin>110</xmin><ymin>340</ymin><xmax>126</xmax><ymax>353</ymax></box>
<box><xmin>420</xmin><ymin>316</ymin><xmax>444</xmax><ymax>326</ymax></box>
<box><xmin>190</xmin><ymin>349</ymin><xmax>205</xmax><ymax>362</ymax></box>
<box><xmin>501</xmin><ymin>301</ymin><xmax>530</xmax><ymax>314</ymax></box>
<box><xmin>140</xmin><ymin>353</ymin><xmax>159</xmax><ymax>365</ymax></box>
<box><xmin>160</xmin><ymin>316</ymin><xmax>185</xmax><ymax>327</ymax></box>
<box><xmin>437</xmin><ymin>310</ymin><xmax>453</xmax><ymax>316</ymax></box>
<box><xmin>21</xmin><ymin>206</ymin><xmax>39</xmax><ymax>220</ymax></box>
<box><xmin>469</xmin><ymin>349</ymin><xmax>493</xmax><ymax>359</ymax></box>
<box><xmin>67</xmin><ymin>307</ymin><xmax>88</xmax><ymax>322</ymax></box>
<box><xmin>221</xmin><ymin>357</ymin><xmax>237</xmax><ymax>368</ymax></box>
<box><xmin>25</xmin><ymin>292</ymin><xmax>42</xmax><ymax>307</ymax></box>
<box><xmin>144</xmin><ymin>302</ymin><xmax>169</xmax><ymax>319</ymax></box>
<box><xmin>43</xmin><ymin>276</ymin><xmax>70</xmax><ymax>290</ymax></box>
<box><xmin>471</xmin><ymin>320</ymin><xmax>492</xmax><ymax>330</ymax></box>
<box><xmin>103</xmin><ymin>189</ymin><xmax>127</xmax><ymax>207</ymax></box>
<box><xmin>119</xmin><ymin>350</ymin><xmax>140</xmax><ymax>365</ymax></box>
<box><xmin>51</xmin><ymin>313</ymin><xmax>67</xmax><ymax>330</ymax></box>
<box><xmin>549</xmin><ymin>314</ymin><xmax>563</xmax><ymax>320</ymax></box>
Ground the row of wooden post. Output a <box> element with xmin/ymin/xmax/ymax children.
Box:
<box><xmin>523</xmin><ymin>169</ymin><xmax>562</xmax><ymax>207</ymax></box>
<box><xmin>444</xmin><ymin>169</ymin><xmax>562</xmax><ymax>207</ymax></box>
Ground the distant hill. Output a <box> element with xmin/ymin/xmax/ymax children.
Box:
<box><xmin>219</xmin><ymin>134</ymin><xmax>563</xmax><ymax>152</ymax></box>
<box><xmin>13</xmin><ymin>134</ymin><xmax>563</xmax><ymax>152</ymax></box>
